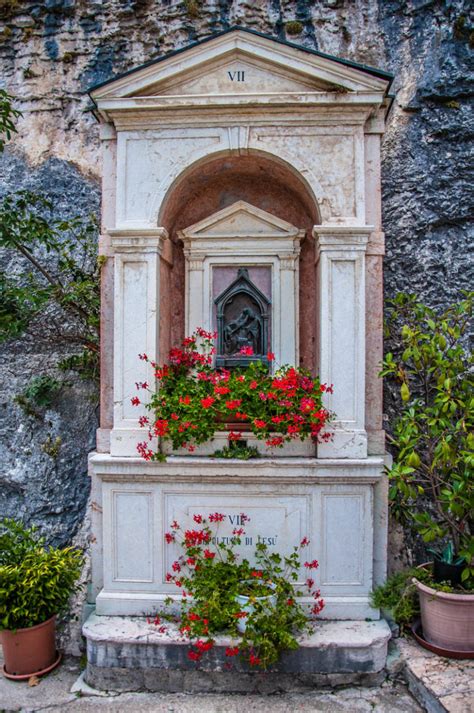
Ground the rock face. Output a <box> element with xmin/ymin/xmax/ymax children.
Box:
<box><xmin>0</xmin><ymin>1</ymin><xmax>472</xmax><ymax>554</ymax></box>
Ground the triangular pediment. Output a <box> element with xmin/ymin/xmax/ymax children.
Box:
<box><xmin>90</xmin><ymin>28</ymin><xmax>392</xmax><ymax>102</ymax></box>
<box><xmin>179</xmin><ymin>201</ymin><xmax>301</xmax><ymax>241</ymax></box>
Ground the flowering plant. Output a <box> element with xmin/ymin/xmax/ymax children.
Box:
<box><xmin>134</xmin><ymin>329</ymin><xmax>332</xmax><ymax>458</ymax></box>
<box><xmin>159</xmin><ymin>512</ymin><xmax>324</xmax><ymax>669</ymax></box>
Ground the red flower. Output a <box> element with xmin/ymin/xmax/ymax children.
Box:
<box><xmin>189</xmin><ymin>613</ymin><xmax>201</xmax><ymax>621</ymax></box>
<box><xmin>154</xmin><ymin>419</ymin><xmax>169</xmax><ymax>436</ymax></box>
<box><xmin>225</xmin><ymin>399</ymin><xmax>242</xmax><ymax>410</ymax></box>
<box><xmin>251</xmin><ymin>570</ymin><xmax>262</xmax><ymax>578</ymax></box>
<box><xmin>287</xmin><ymin>598</ymin><xmax>294</xmax><ymax>606</ymax></box>
<box><xmin>214</xmin><ymin>385</ymin><xmax>230</xmax><ymax>395</ymax></box>
<box><xmin>267</xmin><ymin>352</ymin><xmax>275</xmax><ymax>362</ymax></box>
<box><xmin>249</xmin><ymin>380</ymin><xmax>258</xmax><ymax>389</ymax></box>
<box><xmin>266</xmin><ymin>436</ymin><xmax>284</xmax><ymax>447</ymax></box>
<box><xmin>304</xmin><ymin>559</ymin><xmax>319</xmax><ymax>569</ymax></box>
<box><xmin>300</xmin><ymin>397</ymin><xmax>316</xmax><ymax>413</ymax></box>
<box><xmin>172</xmin><ymin>561</ymin><xmax>181</xmax><ymax>572</ymax></box>
<box><xmin>300</xmin><ymin>537</ymin><xmax>310</xmax><ymax>547</ymax></box>
<box><xmin>196</xmin><ymin>327</ymin><xmax>217</xmax><ymax>340</ymax></box>
<box><xmin>233</xmin><ymin>611</ymin><xmax>248</xmax><ymax>619</ymax></box>
<box><xmin>209</xmin><ymin>512</ymin><xmax>225</xmax><ymax>522</ymax></box>
<box><xmin>239</xmin><ymin>346</ymin><xmax>254</xmax><ymax>356</ymax></box>
<box><xmin>204</xmin><ymin>549</ymin><xmax>215</xmax><ymax>559</ymax></box>
<box><xmin>188</xmin><ymin>650</ymin><xmax>202</xmax><ymax>661</ymax></box>
<box><xmin>235</xmin><ymin>412</ymin><xmax>249</xmax><ymax>420</ymax></box>
<box><xmin>165</xmin><ymin>573</ymin><xmax>173</xmax><ymax>582</ymax></box>
<box><xmin>306</xmin><ymin>578</ymin><xmax>314</xmax><ymax>589</ymax></box>
<box><xmin>193</xmin><ymin>514</ymin><xmax>203</xmax><ymax>524</ymax></box>
<box><xmin>164</xmin><ymin>532</ymin><xmax>175</xmax><ymax>543</ymax></box>
<box><xmin>249</xmin><ymin>654</ymin><xmax>261</xmax><ymax>666</ymax></box>
<box><xmin>137</xmin><ymin>442</ymin><xmax>154</xmax><ymax>461</ymax></box>
<box><xmin>225</xmin><ymin>646</ymin><xmax>240</xmax><ymax>657</ymax></box>
<box><xmin>271</xmin><ymin>415</ymin><xmax>285</xmax><ymax>424</ymax></box>
<box><xmin>232</xmin><ymin>528</ymin><xmax>244</xmax><ymax>536</ymax></box>
<box><xmin>311</xmin><ymin>600</ymin><xmax>325</xmax><ymax>615</ymax></box>
<box><xmin>196</xmin><ymin>639</ymin><xmax>214</xmax><ymax>652</ymax></box>
<box><xmin>228</xmin><ymin>431</ymin><xmax>241</xmax><ymax>442</ymax></box>
<box><xmin>254</xmin><ymin>419</ymin><xmax>266</xmax><ymax>429</ymax></box>
<box><xmin>200</xmin><ymin>396</ymin><xmax>215</xmax><ymax>408</ymax></box>
<box><xmin>138</xmin><ymin>416</ymin><xmax>149</xmax><ymax>427</ymax></box>
<box><xmin>179</xmin><ymin>395</ymin><xmax>191</xmax><ymax>405</ymax></box>
<box><xmin>131</xmin><ymin>396</ymin><xmax>140</xmax><ymax>406</ymax></box>
<box><xmin>139</xmin><ymin>353</ymin><xmax>148</xmax><ymax>361</ymax></box>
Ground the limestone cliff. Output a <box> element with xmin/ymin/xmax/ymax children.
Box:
<box><xmin>0</xmin><ymin>1</ymin><xmax>472</xmax><ymax>557</ymax></box>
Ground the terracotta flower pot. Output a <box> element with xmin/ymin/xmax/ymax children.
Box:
<box><xmin>413</xmin><ymin>573</ymin><xmax>474</xmax><ymax>652</ymax></box>
<box><xmin>2</xmin><ymin>615</ymin><xmax>59</xmax><ymax>678</ymax></box>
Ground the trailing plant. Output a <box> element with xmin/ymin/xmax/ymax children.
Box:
<box><xmin>134</xmin><ymin>329</ymin><xmax>332</xmax><ymax>459</ymax></box>
<box><xmin>0</xmin><ymin>518</ymin><xmax>83</xmax><ymax>630</ymax></box>
<box><xmin>0</xmin><ymin>89</ymin><xmax>21</xmax><ymax>151</ymax></box>
<box><xmin>0</xmin><ymin>92</ymin><xmax>100</xmax><ymax>386</ymax></box>
<box><xmin>381</xmin><ymin>292</ymin><xmax>473</xmax><ymax>585</ymax></box>
<box><xmin>160</xmin><ymin>512</ymin><xmax>324</xmax><ymax>669</ymax></box>
<box><xmin>212</xmin><ymin>442</ymin><xmax>261</xmax><ymax>460</ymax></box>
<box><xmin>370</xmin><ymin>566</ymin><xmax>450</xmax><ymax>631</ymax></box>
<box><xmin>0</xmin><ymin>190</ymin><xmax>101</xmax><ymax>383</ymax></box>
<box><xmin>13</xmin><ymin>375</ymin><xmax>63</xmax><ymax>417</ymax></box>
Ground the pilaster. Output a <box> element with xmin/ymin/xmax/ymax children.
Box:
<box><xmin>313</xmin><ymin>226</ymin><xmax>372</xmax><ymax>459</ymax></box>
<box><xmin>109</xmin><ymin>228</ymin><xmax>168</xmax><ymax>457</ymax></box>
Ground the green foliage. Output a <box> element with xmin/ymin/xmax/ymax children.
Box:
<box><xmin>285</xmin><ymin>21</ymin><xmax>303</xmax><ymax>35</ymax></box>
<box><xmin>371</xmin><ymin>567</ymin><xmax>439</xmax><ymax>631</ymax></box>
<box><xmin>0</xmin><ymin>89</ymin><xmax>21</xmax><ymax>150</ymax></box>
<box><xmin>0</xmin><ymin>190</ymin><xmax>101</xmax><ymax>383</ymax></box>
<box><xmin>161</xmin><ymin>515</ymin><xmax>323</xmax><ymax>669</ymax></box>
<box><xmin>381</xmin><ymin>293</ymin><xmax>474</xmax><ymax>585</ymax></box>
<box><xmin>14</xmin><ymin>375</ymin><xmax>63</xmax><ymax>417</ymax></box>
<box><xmin>212</xmin><ymin>442</ymin><xmax>261</xmax><ymax>460</ymax></box>
<box><xmin>0</xmin><ymin>519</ymin><xmax>83</xmax><ymax>630</ymax></box>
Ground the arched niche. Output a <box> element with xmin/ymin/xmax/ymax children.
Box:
<box><xmin>157</xmin><ymin>152</ymin><xmax>319</xmax><ymax>372</ymax></box>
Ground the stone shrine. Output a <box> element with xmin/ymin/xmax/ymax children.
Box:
<box><xmin>84</xmin><ymin>28</ymin><xmax>393</xmax><ymax>686</ymax></box>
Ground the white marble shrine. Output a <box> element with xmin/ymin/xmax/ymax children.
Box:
<box><xmin>87</xmin><ymin>28</ymin><xmax>392</xmax><ymax>626</ymax></box>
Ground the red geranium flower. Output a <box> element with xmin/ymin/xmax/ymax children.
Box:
<box><xmin>239</xmin><ymin>346</ymin><xmax>254</xmax><ymax>356</ymax></box>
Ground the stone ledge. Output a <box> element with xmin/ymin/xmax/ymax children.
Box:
<box><xmin>83</xmin><ymin>613</ymin><xmax>391</xmax><ymax>693</ymax></box>
<box><xmin>395</xmin><ymin>637</ymin><xmax>474</xmax><ymax>713</ymax></box>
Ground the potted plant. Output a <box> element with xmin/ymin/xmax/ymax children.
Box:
<box><xmin>158</xmin><ymin>513</ymin><xmax>324</xmax><ymax>669</ymax></box>
<box><xmin>0</xmin><ymin>518</ymin><xmax>83</xmax><ymax>679</ymax></box>
<box><xmin>381</xmin><ymin>292</ymin><xmax>473</xmax><ymax>652</ymax></box>
<box><xmin>133</xmin><ymin>328</ymin><xmax>332</xmax><ymax>460</ymax></box>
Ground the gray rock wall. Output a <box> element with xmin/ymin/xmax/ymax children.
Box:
<box><xmin>1</xmin><ymin>1</ymin><xmax>472</xmax><ymax>559</ymax></box>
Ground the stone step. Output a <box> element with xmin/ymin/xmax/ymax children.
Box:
<box><xmin>83</xmin><ymin>613</ymin><xmax>392</xmax><ymax>693</ymax></box>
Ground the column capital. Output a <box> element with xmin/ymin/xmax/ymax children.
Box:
<box><xmin>313</xmin><ymin>225</ymin><xmax>373</xmax><ymax>256</ymax></box>
<box><xmin>108</xmin><ymin>227</ymin><xmax>169</xmax><ymax>254</ymax></box>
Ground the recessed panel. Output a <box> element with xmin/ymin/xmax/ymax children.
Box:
<box><xmin>113</xmin><ymin>491</ymin><xmax>153</xmax><ymax>582</ymax></box>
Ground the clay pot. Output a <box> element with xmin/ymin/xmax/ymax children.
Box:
<box><xmin>413</xmin><ymin>573</ymin><xmax>474</xmax><ymax>652</ymax></box>
<box><xmin>2</xmin><ymin>615</ymin><xmax>58</xmax><ymax>677</ymax></box>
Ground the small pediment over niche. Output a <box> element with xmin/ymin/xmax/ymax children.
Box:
<box><xmin>179</xmin><ymin>201</ymin><xmax>302</xmax><ymax>241</ymax></box>
<box><xmin>90</xmin><ymin>28</ymin><xmax>391</xmax><ymax>102</ymax></box>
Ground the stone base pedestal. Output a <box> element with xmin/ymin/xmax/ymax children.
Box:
<box><xmin>83</xmin><ymin>613</ymin><xmax>391</xmax><ymax>693</ymax></box>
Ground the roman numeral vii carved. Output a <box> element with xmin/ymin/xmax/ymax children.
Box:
<box><xmin>227</xmin><ymin>71</ymin><xmax>245</xmax><ymax>82</ymax></box>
